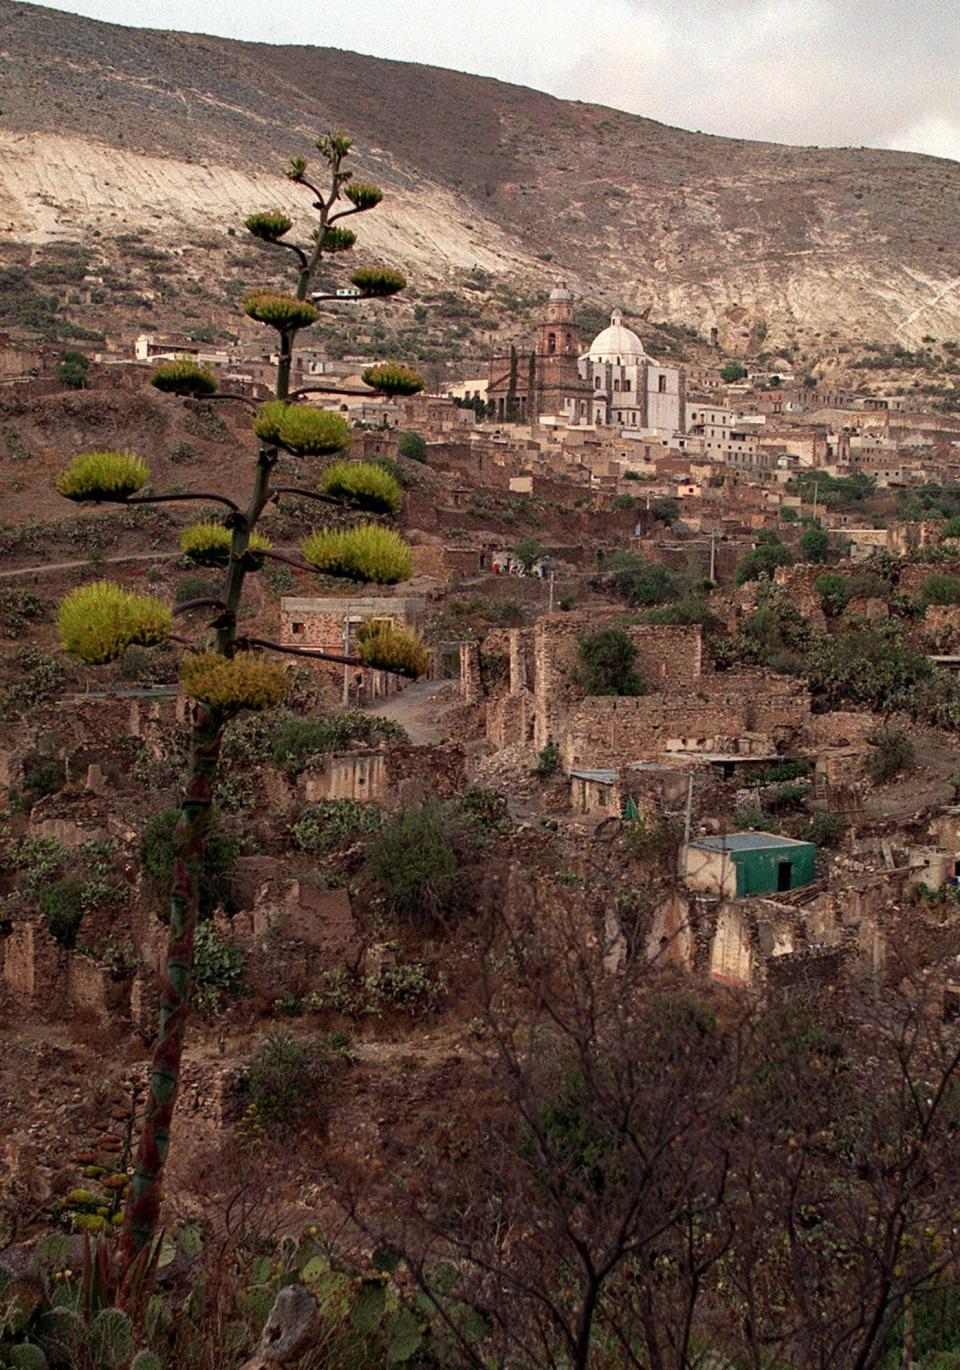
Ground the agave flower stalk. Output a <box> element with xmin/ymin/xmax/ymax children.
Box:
<box><xmin>54</xmin><ymin>131</ymin><xmax>431</xmax><ymax>1271</ymax></box>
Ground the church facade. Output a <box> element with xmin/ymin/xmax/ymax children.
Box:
<box><xmin>487</xmin><ymin>286</ymin><xmax>685</xmax><ymax>437</ymax></box>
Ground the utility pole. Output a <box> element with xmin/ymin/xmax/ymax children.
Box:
<box><xmin>709</xmin><ymin>529</ymin><xmax>716</xmax><ymax>582</ymax></box>
<box><xmin>548</xmin><ymin>569</ymin><xmax>555</xmax><ymax>613</ymax></box>
<box><xmin>681</xmin><ymin>772</ymin><xmax>695</xmax><ymax>883</ymax></box>
<box><xmin>342</xmin><ymin>609</ymin><xmax>352</xmax><ymax>707</ymax></box>
<box><xmin>812</xmin><ymin>478</ymin><xmax>819</xmax><ymax>524</ymax></box>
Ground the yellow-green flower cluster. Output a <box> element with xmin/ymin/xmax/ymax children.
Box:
<box><xmin>350</xmin><ymin>267</ymin><xmax>405</xmax><ymax>297</ymax></box>
<box><xmin>181</xmin><ymin>652</ymin><xmax>290</xmax><ymax>712</ymax></box>
<box><xmin>58</xmin><ymin>582</ymin><xmax>171</xmax><ymax>664</ymax></box>
<box><xmin>362</xmin><ymin>362</ymin><xmax>424</xmax><ymax>396</ymax></box>
<box><xmin>319</xmin><ymin>460</ymin><xmax>402</xmax><ymax>513</ymax></box>
<box><xmin>244</xmin><ymin>210</ymin><xmax>293</xmax><ymax>241</ymax></box>
<box><xmin>357</xmin><ymin>622</ymin><xmax>431</xmax><ymax>679</ymax></box>
<box><xmin>344</xmin><ymin>182</ymin><xmax>383</xmax><ymax>210</ymax></box>
<box><xmin>56</xmin><ymin>450</ymin><xmax>148</xmax><ymax>502</ymax></box>
<box><xmin>243</xmin><ymin>290</ymin><xmax>319</xmax><ymax>331</ymax></box>
<box><xmin>320</xmin><ymin>227</ymin><xmax>356</xmax><ymax>252</ymax></box>
<box><xmin>301</xmin><ymin>523</ymin><xmax>413</xmax><ymax>584</ymax></box>
<box><xmin>151</xmin><ymin>358</ymin><xmax>218</xmax><ymax>396</ymax></box>
<box><xmin>179</xmin><ymin>522</ymin><xmax>271</xmax><ymax>568</ymax></box>
<box><xmin>253</xmin><ymin>401</ymin><xmax>352</xmax><ymax>455</ymax></box>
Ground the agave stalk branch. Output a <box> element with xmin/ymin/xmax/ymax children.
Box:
<box><xmin>272</xmin><ymin>239</ymin><xmax>309</xmax><ymax>270</ymax></box>
<box><xmin>126</xmin><ymin>492</ymin><xmax>241</xmax><ymax>513</ymax></box>
<box><xmin>194</xmin><ymin>392</ymin><xmax>260</xmax><ymax>411</ymax></box>
<box><xmin>257</xmin><ymin>548</ymin><xmax>317</xmax><ymax>573</ymax></box>
<box><xmin>239</xmin><ymin>634</ymin><xmax>362</xmax><ymax>668</ymax></box>
<box><xmin>269</xmin><ymin>485</ymin><xmax>340</xmax><ymax>506</ymax></box>
<box><xmin>172</xmin><ymin>597</ymin><xmax>227</xmax><ymax>616</ymax></box>
<box><xmin>285</xmin><ymin>383</ymin><xmax>378</xmax><ymax>399</ymax></box>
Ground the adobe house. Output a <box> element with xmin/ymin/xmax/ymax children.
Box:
<box><xmin>682</xmin><ymin>832</ymin><xmax>816</xmax><ymax>899</ymax></box>
<box><xmin>280</xmin><ymin>594</ymin><xmax>427</xmax><ymax>705</ymax></box>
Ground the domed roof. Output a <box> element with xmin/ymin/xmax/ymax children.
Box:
<box><xmin>549</xmin><ymin>282</ymin><xmax>573</xmax><ymax>301</ymax></box>
<box><xmin>587</xmin><ymin>308</ymin><xmax>648</xmax><ymax>363</ymax></box>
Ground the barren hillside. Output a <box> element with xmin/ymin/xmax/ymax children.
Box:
<box><xmin>2</xmin><ymin>0</ymin><xmax>960</xmax><ymax>350</ymax></box>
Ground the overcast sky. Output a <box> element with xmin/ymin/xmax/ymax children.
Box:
<box><xmin>31</xmin><ymin>0</ymin><xmax>960</xmax><ymax>162</ymax></box>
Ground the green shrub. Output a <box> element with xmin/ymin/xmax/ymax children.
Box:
<box><xmin>457</xmin><ymin>784</ymin><xmax>509</xmax><ymax>837</ymax></box>
<box><xmin>804</xmin><ymin>811</ymin><xmax>843</xmax><ymax>846</ymax></box>
<box><xmin>242</xmin><ymin>710</ymin><xmax>406</xmax><ymax>773</ymax></box>
<box><xmin>246</xmin><ymin>1030</ymin><xmax>330</xmax><ymax>1131</ymax></box>
<box><xmin>39</xmin><ymin>876</ymin><xmax>85</xmax><ymax>946</ymax></box>
<box><xmin>650</xmin><ymin>496</ymin><xmax>679</xmax><ymax>523</ymax></box>
<box><xmin>397</xmin><ymin>430</ymin><xmax>427</xmax><ymax>463</ymax></box>
<box><xmin>601</xmin><ymin>551</ymin><xmax>690</xmax><ymax>607</ymax></box>
<box><xmin>868</xmin><ymin>724</ymin><xmax>916</xmax><ymax>783</ymax></box>
<box><xmin>736</xmin><ymin>537</ymin><xmax>793</xmax><ymax>585</ymax></box>
<box><xmin>534</xmin><ymin>742</ymin><xmax>560</xmax><ymax>777</ymax></box>
<box><xmin>192</xmin><ymin>922</ymin><xmax>244</xmax><ymax>1010</ymax></box>
<box><xmin>57</xmin><ymin>350</ymin><xmax>89</xmax><ymax>388</ymax></box>
<box><xmin>720</xmin><ymin>362</ymin><xmax>747</xmax><ymax>382</ymax></box>
<box><xmin>514</xmin><ymin>536</ymin><xmax>548</xmax><ymax>571</ymax></box>
<box><xmin>293</xmin><ymin>799</ymin><xmax>383</xmax><ymax>855</ymax></box>
<box><xmin>611</xmin><ymin>494</ymin><xmax>636</xmax><ymax>511</ymax></box>
<box><xmin>815</xmin><ymin>572</ymin><xmax>851</xmax><ymax>616</ymax></box>
<box><xmin>364</xmin><ymin>802</ymin><xmax>460</xmax><ymax>928</ymax></box>
<box><xmin>575</xmin><ymin>626</ymin><xmax>645</xmax><ymax>696</ymax></box>
<box><xmin>920</xmin><ymin>573</ymin><xmax>960</xmax><ymax>607</ymax></box>
<box><xmin>798</xmin><ymin>524</ymin><xmax>829</xmax><ymax>564</ymax></box>
<box><xmin>0</xmin><ymin>587</ymin><xmax>46</xmax><ymax>633</ymax></box>
<box><xmin>140</xmin><ymin>809</ymin><xmax>238</xmax><ymax>920</ymax></box>
<box><xmin>623</xmin><ymin>813</ymin><xmax>682</xmax><ymax>867</ymax></box>
<box><xmin>731</xmin><ymin>805</ymin><xmax>769</xmax><ymax>831</ymax></box>
<box><xmin>170</xmin><ymin>439</ymin><xmax>199</xmax><ymax>464</ymax></box>
<box><xmin>754</xmin><ymin>757</ymin><xmax>809</xmax><ymax>784</ymax></box>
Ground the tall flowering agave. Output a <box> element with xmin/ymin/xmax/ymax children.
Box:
<box><xmin>53</xmin><ymin>131</ymin><xmax>429</xmax><ymax>1270</ymax></box>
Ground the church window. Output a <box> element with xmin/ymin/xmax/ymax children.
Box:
<box><xmin>658</xmin><ymin>374</ymin><xmax>667</xmax><ymax>393</ymax></box>
<box><xmin>613</xmin><ymin>379</ymin><xmax>620</xmax><ymax>391</ymax></box>
<box><xmin>548</xmin><ymin>332</ymin><xmax>557</xmax><ymax>354</ymax></box>
<box><xmin>622</xmin><ymin>377</ymin><xmax>631</xmax><ymax>391</ymax></box>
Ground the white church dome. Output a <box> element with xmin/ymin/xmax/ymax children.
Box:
<box><xmin>587</xmin><ymin>308</ymin><xmax>648</xmax><ymax>363</ymax></box>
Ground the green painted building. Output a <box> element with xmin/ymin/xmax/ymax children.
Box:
<box><xmin>683</xmin><ymin>832</ymin><xmax>816</xmax><ymax>899</ymax></box>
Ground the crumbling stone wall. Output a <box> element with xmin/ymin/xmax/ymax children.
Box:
<box><xmin>561</xmin><ymin>672</ymin><xmax>808</xmax><ymax>770</ymax></box>
<box><xmin>531</xmin><ymin>613</ymin><xmax>703</xmax><ymax>750</ymax></box>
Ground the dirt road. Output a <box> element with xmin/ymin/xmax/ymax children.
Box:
<box><xmin>362</xmin><ymin>678</ymin><xmax>454</xmax><ymax>745</ymax></box>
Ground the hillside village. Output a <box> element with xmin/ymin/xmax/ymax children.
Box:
<box><xmin>7</xmin><ymin>233</ymin><xmax>960</xmax><ymax>1357</ymax></box>
<box><xmin>4</xmin><ymin>9</ymin><xmax>960</xmax><ymax>1365</ymax></box>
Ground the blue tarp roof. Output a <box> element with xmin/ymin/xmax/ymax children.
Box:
<box><xmin>690</xmin><ymin>832</ymin><xmax>813</xmax><ymax>853</ymax></box>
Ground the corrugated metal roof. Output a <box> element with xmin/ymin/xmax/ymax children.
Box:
<box><xmin>569</xmin><ymin>768</ymin><xmax>617</xmax><ymax>784</ymax></box>
<box><xmin>690</xmin><ymin>832</ymin><xmax>813</xmax><ymax>853</ymax></box>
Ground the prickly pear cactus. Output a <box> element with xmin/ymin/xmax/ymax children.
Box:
<box><xmin>86</xmin><ymin>1308</ymin><xmax>133</xmax><ymax>1369</ymax></box>
<box><xmin>35</xmin><ymin>1307</ymin><xmax>85</xmax><ymax>1363</ymax></box>
<box><xmin>130</xmin><ymin>1351</ymin><xmax>162</xmax><ymax>1370</ymax></box>
<box><xmin>8</xmin><ymin>1345</ymin><xmax>50</xmax><ymax>1370</ymax></box>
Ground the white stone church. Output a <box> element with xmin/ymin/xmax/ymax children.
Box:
<box><xmin>579</xmin><ymin>308</ymin><xmax>685</xmax><ymax>436</ymax></box>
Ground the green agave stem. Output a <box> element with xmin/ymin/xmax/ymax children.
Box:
<box><xmin>120</xmin><ymin>700</ymin><xmax>224</xmax><ymax>1260</ymax></box>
